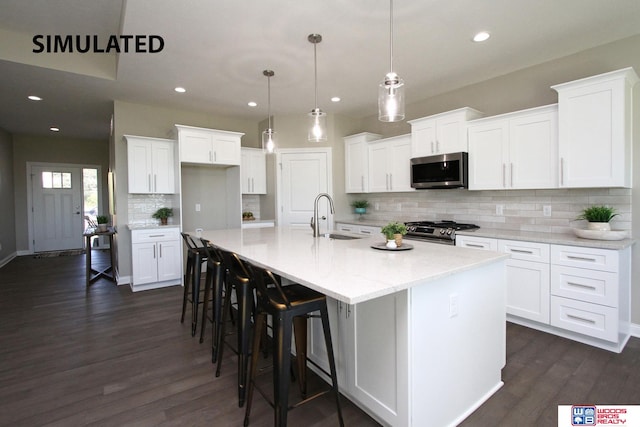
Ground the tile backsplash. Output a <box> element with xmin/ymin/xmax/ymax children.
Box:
<box><xmin>347</xmin><ymin>188</ymin><xmax>631</xmax><ymax>235</ymax></box>
<box><xmin>128</xmin><ymin>194</ymin><xmax>179</xmax><ymax>226</ymax></box>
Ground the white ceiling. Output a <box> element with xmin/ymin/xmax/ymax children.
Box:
<box><xmin>1</xmin><ymin>0</ymin><xmax>640</xmax><ymax>140</ymax></box>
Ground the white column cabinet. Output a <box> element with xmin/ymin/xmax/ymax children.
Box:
<box><xmin>408</xmin><ymin>107</ymin><xmax>482</xmax><ymax>157</ymax></box>
<box><xmin>344</xmin><ymin>133</ymin><xmax>382</xmax><ymax>193</ymax></box>
<box><xmin>240</xmin><ymin>148</ymin><xmax>266</xmax><ymax>194</ymax></box>
<box><xmin>125</xmin><ymin>135</ymin><xmax>176</xmax><ymax>194</ymax></box>
<box><xmin>176</xmin><ymin>124</ymin><xmax>243</xmax><ymax>166</ymax></box>
<box><xmin>552</xmin><ymin>67</ymin><xmax>638</xmax><ymax>188</ymax></box>
<box><xmin>131</xmin><ymin>227</ymin><xmax>182</xmax><ymax>291</ymax></box>
<box><xmin>368</xmin><ymin>134</ymin><xmax>413</xmax><ymax>193</ymax></box>
<box><xmin>468</xmin><ymin>104</ymin><xmax>558</xmax><ymax>190</ymax></box>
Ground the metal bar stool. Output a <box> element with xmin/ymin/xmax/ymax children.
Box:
<box><xmin>215</xmin><ymin>248</ymin><xmax>256</xmax><ymax>407</ymax></box>
<box><xmin>198</xmin><ymin>239</ymin><xmax>226</xmax><ymax>361</ymax></box>
<box><xmin>180</xmin><ymin>232</ymin><xmax>208</xmax><ymax>336</ymax></box>
<box><xmin>243</xmin><ymin>262</ymin><xmax>344</xmax><ymax>427</ymax></box>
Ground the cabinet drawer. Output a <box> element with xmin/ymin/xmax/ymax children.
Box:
<box><xmin>131</xmin><ymin>227</ymin><xmax>179</xmax><ymax>243</ymax></box>
<box><xmin>551</xmin><ymin>245</ymin><xmax>618</xmax><ymax>272</ymax></box>
<box><xmin>358</xmin><ymin>225</ymin><xmax>381</xmax><ymax>237</ymax></box>
<box><xmin>455</xmin><ymin>235</ymin><xmax>498</xmax><ymax>251</ymax></box>
<box><xmin>499</xmin><ymin>239</ymin><xmax>549</xmax><ymax>262</ymax></box>
<box><xmin>551</xmin><ymin>265</ymin><xmax>618</xmax><ymax>307</ymax></box>
<box><xmin>550</xmin><ymin>296</ymin><xmax>618</xmax><ymax>342</ymax></box>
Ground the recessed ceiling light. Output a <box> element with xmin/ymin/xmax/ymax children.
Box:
<box><xmin>28</xmin><ymin>95</ymin><xmax>42</xmax><ymax>101</ymax></box>
<box><xmin>331</xmin><ymin>97</ymin><xmax>341</xmax><ymax>103</ymax></box>
<box><xmin>473</xmin><ymin>31</ymin><xmax>491</xmax><ymax>42</ymax></box>
<box><xmin>174</xmin><ymin>87</ymin><xmax>186</xmax><ymax>93</ymax></box>
<box><xmin>50</xmin><ymin>126</ymin><xmax>60</xmax><ymax>132</ymax></box>
<box><xmin>248</xmin><ymin>101</ymin><xmax>257</xmax><ymax>107</ymax></box>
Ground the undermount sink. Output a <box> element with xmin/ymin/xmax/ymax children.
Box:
<box><xmin>322</xmin><ymin>233</ymin><xmax>362</xmax><ymax>240</ymax></box>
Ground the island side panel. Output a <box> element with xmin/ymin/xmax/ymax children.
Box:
<box><xmin>409</xmin><ymin>260</ymin><xmax>506</xmax><ymax>427</ymax></box>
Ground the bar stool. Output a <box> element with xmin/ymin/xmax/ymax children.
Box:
<box><xmin>198</xmin><ymin>239</ymin><xmax>226</xmax><ymax>360</ymax></box>
<box><xmin>215</xmin><ymin>249</ymin><xmax>256</xmax><ymax>407</ymax></box>
<box><xmin>180</xmin><ymin>232</ymin><xmax>208</xmax><ymax>336</ymax></box>
<box><xmin>243</xmin><ymin>262</ymin><xmax>344</xmax><ymax>427</ymax></box>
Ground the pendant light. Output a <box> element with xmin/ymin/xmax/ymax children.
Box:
<box><xmin>308</xmin><ymin>34</ymin><xmax>327</xmax><ymax>142</ymax></box>
<box><xmin>262</xmin><ymin>70</ymin><xmax>276</xmax><ymax>153</ymax></box>
<box><xmin>378</xmin><ymin>0</ymin><xmax>405</xmax><ymax>122</ymax></box>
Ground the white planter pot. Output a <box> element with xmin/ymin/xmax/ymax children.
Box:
<box><xmin>587</xmin><ymin>222</ymin><xmax>611</xmax><ymax>231</ymax></box>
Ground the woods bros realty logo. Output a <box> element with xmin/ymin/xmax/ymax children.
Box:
<box><xmin>32</xmin><ymin>34</ymin><xmax>164</xmax><ymax>53</ymax></box>
<box><xmin>558</xmin><ymin>405</ymin><xmax>640</xmax><ymax>426</ymax></box>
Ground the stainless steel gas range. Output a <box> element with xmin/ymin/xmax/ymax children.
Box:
<box><xmin>404</xmin><ymin>220</ymin><xmax>479</xmax><ymax>245</ymax></box>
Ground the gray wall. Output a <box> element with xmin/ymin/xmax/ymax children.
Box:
<box><xmin>0</xmin><ymin>128</ymin><xmax>16</xmax><ymax>264</ymax></box>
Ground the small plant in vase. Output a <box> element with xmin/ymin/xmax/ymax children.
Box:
<box><xmin>577</xmin><ymin>205</ymin><xmax>618</xmax><ymax>231</ymax></box>
<box><xmin>96</xmin><ymin>215</ymin><xmax>109</xmax><ymax>232</ymax></box>
<box><xmin>381</xmin><ymin>221</ymin><xmax>407</xmax><ymax>248</ymax></box>
<box><xmin>152</xmin><ymin>207</ymin><xmax>173</xmax><ymax>225</ymax></box>
<box><xmin>351</xmin><ymin>200</ymin><xmax>369</xmax><ymax>215</ymax></box>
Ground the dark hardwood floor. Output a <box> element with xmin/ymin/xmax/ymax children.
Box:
<box><xmin>0</xmin><ymin>252</ymin><xmax>638</xmax><ymax>427</ymax></box>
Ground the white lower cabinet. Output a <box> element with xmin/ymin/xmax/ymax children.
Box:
<box><xmin>131</xmin><ymin>227</ymin><xmax>182</xmax><ymax>291</ymax></box>
<box><xmin>308</xmin><ymin>294</ymin><xmax>408</xmax><ymax>426</ymax></box>
<box><xmin>457</xmin><ymin>235</ymin><xmax>631</xmax><ymax>352</ymax></box>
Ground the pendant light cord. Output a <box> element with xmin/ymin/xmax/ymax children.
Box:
<box><xmin>313</xmin><ymin>40</ymin><xmax>318</xmax><ymax>109</ymax></box>
<box><xmin>389</xmin><ymin>0</ymin><xmax>394</xmax><ymax>74</ymax></box>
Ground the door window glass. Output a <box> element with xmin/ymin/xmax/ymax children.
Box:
<box><xmin>41</xmin><ymin>171</ymin><xmax>72</xmax><ymax>189</ymax></box>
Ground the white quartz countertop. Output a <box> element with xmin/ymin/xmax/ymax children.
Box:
<box><xmin>195</xmin><ymin>226</ymin><xmax>508</xmax><ymax>304</ymax></box>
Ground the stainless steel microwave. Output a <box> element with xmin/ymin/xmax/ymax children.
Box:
<box><xmin>410</xmin><ymin>152</ymin><xmax>468</xmax><ymax>189</ymax></box>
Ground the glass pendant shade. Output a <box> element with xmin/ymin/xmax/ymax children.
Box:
<box><xmin>262</xmin><ymin>69</ymin><xmax>276</xmax><ymax>153</ymax></box>
<box><xmin>262</xmin><ymin>128</ymin><xmax>275</xmax><ymax>153</ymax></box>
<box><xmin>378</xmin><ymin>71</ymin><xmax>405</xmax><ymax>122</ymax></box>
<box><xmin>308</xmin><ymin>108</ymin><xmax>327</xmax><ymax>142</ymax></box>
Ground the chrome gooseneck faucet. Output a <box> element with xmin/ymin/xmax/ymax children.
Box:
<box><xmin>311</xmin><ymin>193</ymin><xmax>335</xmax><ymax>237</ymax></box>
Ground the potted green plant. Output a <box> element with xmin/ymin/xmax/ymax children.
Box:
<box><xmin>577</xmin><ymin>205</ymin><xmax>618</xmax><ymax>231</ymax></box>
<box><xmin>152</xmin><ymin>207</ymin><xmax>173</xmax><ymax>225</ymax></box>
<box><xmin>381</xmin><ymin>221</ymin><xmax>407</xmax><ymax>248</ymax></box>
<box><xmin>96</xmin><ymin>215</ymin><xmax>109</xmax><ymax>232</ymax></box>
<box><xmin>351</xmin><ymin>200</ymin><xmax>370</xmax><ymax>215</ymax></box>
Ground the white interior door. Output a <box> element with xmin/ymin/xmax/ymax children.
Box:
<box><xmin>31</xmin><ymin>165</ymin><xmax>84</xmax><ymax>252</ymax></box>
<box><xmin>277</xmin><ymin>148</ymin><xmax>332</xmax><ymax>230</ymax></box>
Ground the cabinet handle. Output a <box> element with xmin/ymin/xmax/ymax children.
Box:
<box><xmin>430</xmin><ymin>141</ymin><xmax>434</xmax><ymax>153</ymax></box>
<box><xmin>159</xmin><ymin>243</ymin><xmax>162</xmax><ymax>258</ymax></box>
<box><xmin>214</xmin><ymin>151</ymin><xmax>217</xmax><ymax>162</ymax></box>
<box><xmin>465</xmin><ymin>243</ymin><xmax>485</xmax><ymax>248</ymax></box>
<box><xmin>566</xmin><ymin>281</ymin><xmax>597</xmax><ymax>291</ymax></box>
<box><xmin>567</xmin><ymin>255</ymin><xmax>597</xmax><ymax>263</ymax></box>
<box><xmin>502</xmin><ymin>164</ymin><xmax>506</xmax><ymax>188</ymax></box>
<box><xmin>209</xmin><ymin>151</ymin><xmax>212</xmax><ymax>162</ymax></box>
<box><xmin>566</xmin><ymin>313</ymin><xmax>596</xmax><ymax>324</ymax></box>
<box><xmin>389</xmin><ymin>174</ymin><xmax>393</xmax><ymax>190</ymax></box>
<box><xmin>149</xmin><ymin>234</ymin><xmax>165</xmax><ymax>238</ymax></box>
<box><xmin>148</xmin><ymin>174</ymin><xmax>152</xmax><ymax>192</ymax></box>
<box><xmin>361</xmin><ymin>176</ymin><xmax>364</xmax><ymax>192</ymax></box>
<box><xmin>510</xmin><ymin>248</ymin><xmax>534</xmax><ymax>254</ymax></box>
<box><xmin>510</xmin><ymin>163</ymin><xmax>514</xmax><ymax>187</ymax></box>
<box><xmin>560</xmin><ymin>157</ymin><xmax>564</xmax><ymax>186</ymax></box>
<box><xmin>361</xmin><ymin>230</ymin><xmax>372</xmax><ymax>235</ymax></box>
<box><xmin>153</xmin><ymin>245</ymin><xmax>156</xmax><ymax>259</ymax></box>
<box><xmin>154</xmin><ymin>174</ymin><xmax>157</xmax><ymax>192</ymax></box>
<box><xmin>436</xmin><ymin>140</ymin><xmax>440</xmax><ymax>153</ymax></box>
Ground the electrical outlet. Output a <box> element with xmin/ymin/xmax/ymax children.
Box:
<box><xmin>195</xmin><ymin>203</ymin><xmax>201</xmax><ymax>212</ymax></box>
<box><xmin>374</xmin><ymin>202</ymin><xmax>380</xmax><ymax>211</ymax></box>
<box><xmin>543</xmin><ymin>205</ymin><xmax>552</xmax><ymax>217</ymax></box>
<box><xmin>449</xmin><ymin>294</ymin><xmax>459</xmax><ymax>318</ymax></box>
<box><xmin>496</xmin><ymin>204</ymin><xmax>504</xmax><ymax>216</ymax></box>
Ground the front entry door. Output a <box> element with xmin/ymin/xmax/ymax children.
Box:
<box><xmin>31</xmin><ymin>165</ymin><xmax>84</xmax><ymax>252</ymax></box>
<box><xmin>276</xmin><ymin>148</ymin><xmax>332</xmax><ymax>229</ymax></box>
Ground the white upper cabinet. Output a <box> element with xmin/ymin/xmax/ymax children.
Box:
<box><xmin>240</xmin><ymin>147</ymin><xmax>266</xmax><ymax>194</ymax></box>
<box><xmin>408</xmin><ymin>107</ymin><xmax>483</xmax><ymax>157</ymax></box>
<box><xmin>175</xmin><ymin>124</ymin><xmax>243</xmax><ymax>166</ymax></box>
<box><xmin>468</xmin><ymin>105</ymin><xmax>558</xmax><ymax>190</ymax></box>
<box><xmin>344</xmin><ymin>132</ymin><xmax>382</xmax><ymax>193</ymax></box>
<box><xmin>552</xmin><ymin>67</ymin><xmax>638</xmax><ymax>188</ymax></box>
<box><xmin>125</xmin><ymin>135</ymin><xmax>176</xmax><ymax>194</ymax></box>
<box><xmin>368</xmin><ymin>134</ymin><xmax>414</xmax><ymax>193</ymax></box>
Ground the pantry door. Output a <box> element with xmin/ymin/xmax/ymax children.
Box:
<box><xmin>31</xmin><ymin>164</ymin><xmax>84</xmax><ymax>252</ymax></box>
<box><xmin>276</xmin><ymin>148</ymin><xmax>333</xmax><ymax>229</ymax></box>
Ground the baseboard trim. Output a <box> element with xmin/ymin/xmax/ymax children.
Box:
<box><xmin>0</xmin><ymin>252</ymin><xmax>17</xmax><ymax>268</ymax></box>
<box><xmin>630</xmin><ymin>323</ymin><xmax>640</xmax><ymax>338</ymax></box>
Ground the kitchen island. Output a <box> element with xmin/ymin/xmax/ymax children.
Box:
<box><xmin>197</xmin><ymin>226</ymin><xmax>508</xmax><ymax>427</ymax></box>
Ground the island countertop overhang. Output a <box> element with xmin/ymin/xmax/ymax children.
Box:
<box><xmin>194</xmin><ymin>226</ymin><xmax>509</xmax><ymax>304</ymax></box>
